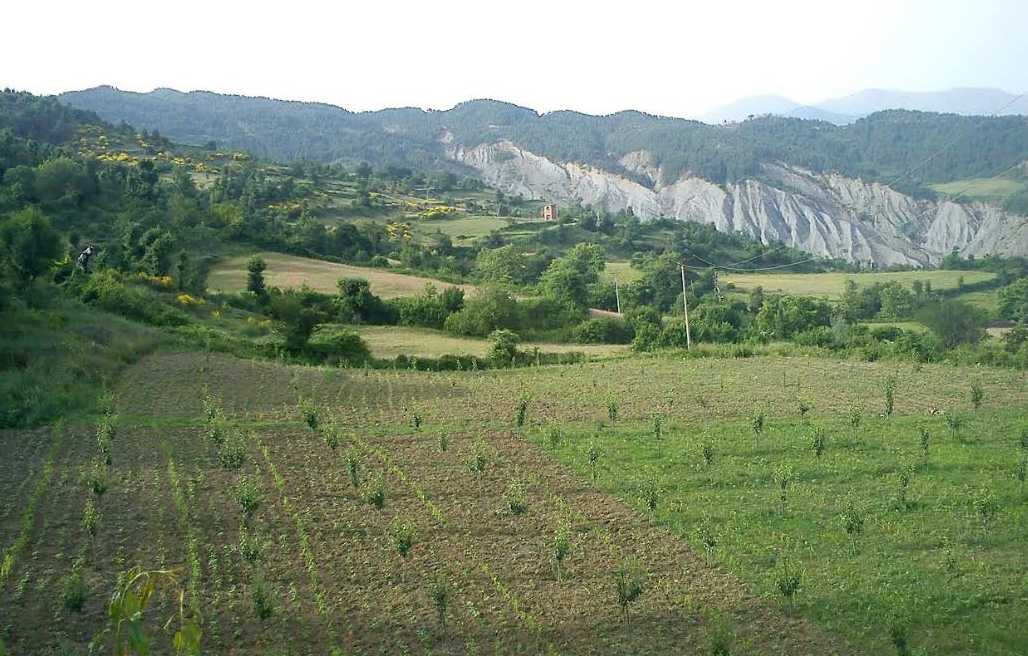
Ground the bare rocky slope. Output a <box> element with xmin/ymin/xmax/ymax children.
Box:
<box><xmin>447</xmin><ymin>140</ymin><xmax>1028</xmax><ymax>266</ymax></box>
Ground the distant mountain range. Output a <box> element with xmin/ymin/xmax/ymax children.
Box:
<box><xmin>700</xmin><ymin>87</ymin><xmax>1028</xmax><ymax>124</ymax></box>
<box><xmin>57</xmin><ymin>86</ymin><xmax>1028</xmax><ymax>265</ymax></box>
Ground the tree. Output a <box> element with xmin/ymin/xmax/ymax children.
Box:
<box><xmin>246</xmin><ymin>256</ymin><xmax>267</xmax><ymax>296</ymax></box>
<box><xmin>0</xmin><ymin>206</ymin><xmax>63</xmax><ymax>285</ymax></box>
<box><xmin>917</xmin><ymin>301</ymin><xmax>985</xmax><ymax>348</ymax></box>
<box><xmin>487</xmin><ymin>329</ymin><xmax>520</xmax><ymax>367</ymax></box>
<box><xmin>539</xmin><ymin>243</ymin><xmax>605</xmax><ymax>309</ymax></box>
<box><xmin>998</xmin><ymin>278</ymin><xmax>1028</xmax><ymax>323</ymax></box>
<box><xmin>355</xmin><ymin>162</ymin><xmax>373</xmax><ymax>179</ymax></box>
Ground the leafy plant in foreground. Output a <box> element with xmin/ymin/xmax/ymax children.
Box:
<box><xmin>238</xmin><ymin>527</ymin><xmax>264</xmax><ymax>564</ymax></box>
<box><xmin>108</xmin><ymin>567</ymin><xmax>202</xmax><ymax>656</ymax></box>
<box><xmin>82</xmin><ymin>496</ymin><xmax>99</xmax><ymax>537</ymax></box>
<box><xmin>324</xmin><ymin>427</ymin><xmax>340</xmax><ymax>450</ymax></box>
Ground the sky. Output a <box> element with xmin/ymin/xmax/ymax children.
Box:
<box><xmin>4</xmin><ymin>0</ymin><xmax>1027</xmax><ymax>118</ymax></box>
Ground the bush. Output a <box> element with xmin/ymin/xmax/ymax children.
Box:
<box><xmin>917</xmin><ymin>301</ymin><xmax>985</xmax><ymax>348</ymax></box>
<box><xmin>487</xmin><ymin>329</ymin><xmax>520</xmax><ymax>367</ymax></box>
<box><xmin>570</xmin><ymin>318</ymin><xmax>634</xmax><ymax>344</ymax></box>
<box><xmin>78</xmin><ymin>270</ymin><xmax>189</xmax><ymax>327</ymax></box>
<box><xmin>308</xmin><ymin>326</ymin><xmax>371</xmax><ymax>364</ymax></box>
<box><xmin>444</xmin><ymin>286</ymin><xmax>517</xmax><ymax>337</ymax></box>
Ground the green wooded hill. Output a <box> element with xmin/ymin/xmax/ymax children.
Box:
<box><xmin>59</xmin><ymin>86</ymin><xmax>1028</xmax><ymax>210</ymax></box>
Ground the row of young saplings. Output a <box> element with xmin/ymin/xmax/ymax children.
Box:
<box><xmin>301</xmin><ymin>393</ymin><xmax>749</xmax><ymax>655</ymax></box>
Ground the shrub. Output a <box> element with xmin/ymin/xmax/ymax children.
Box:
<box><xmin>236</xmin><ymin>476</ymin><xmax>262</xmax><ymax>520</ymax></box>
<box><xmin>514</xmin><ymin>393</ymin><xmax>530</xmax><ymax>428</ymax></box>
<box><xmin>218</xmin><ymin>431</ymin><xmax>247</xmax><ymax>469</ymax></box>
<box><xmin>79</xmin><ymin>269</ymin><xmax>189</xmax><ymax>327</ymax></box>
<box><xmin>613</xmin><ymin>559</ymin><xmax>646</xmax><ymax>623</ymax></box>
<box><xmin>505</xmin><ymin>479</ymin><xmax>528</xmax><ymax>515</ymax></box>
<box><xmin>238</xmin><ymin>528</ymin><xmax>263</xmax><ymax>563</ymax></box>
<box><xmin>570</xmin><ymin>318</ymin><xmax>633</xmax><ymax>344</ymax></box>
<box><xmin>429</xmin><ymin>576</ymin><xmax>450</xmax><ymax>630</ymax></box>
<box><xmin>362</xmin><ymin>474</ymin><xmax>385</xmax><ymax>508</ymax></box>
<box><xmin>917</xmin><ymin>300</ymin><xmax>985</xmax><ymax>348</ymax></box>
<box><xmin>346</xmin><ymin>448</ymin><xmax>361</xmax><ymax>487</ymax></box>
<box><xmin>308</xmin><ymin>327</ymin><xmax>371</xmax><ymax>364</ymax></box>
<box><xmin>252</xmin><ymin>577</ymin><xmax>274</xmax><ymax>621</ymax></box>
<box><xmin>553</xmin><ymin>520</ymin><xmax>571</xmax><ymax>581</ymax></box>
<box><xmin>969</xmin><ymin>380</ymin><xmax>984</xmax><ymax>410</ymax></box>
<box><xmin>606</xmin><ymin>394</ymin><xmax>619</xmax><ymax>423</ymax></box>
<box><xmin>882</xmin><ymin>376</ymin><xmax>896</xmax><ymax>417</ymax></box>
<box><xmin>298</xmin><ymin>397</ymin><xmax>319</xmax><ymax>432</ymax></box>
<box><xmin>390</xmin><ymin>518</ymin><xmax>416</xmax><ymax>558</ymax></box>
<box><xmin>488</xmin><ymin>329</ymin><xmax>520</xmax><ymax>368</ymax></box>
<box><xmin>62</xmin><ymin>567</ymin><xmax>88</xmax><ymax>612</ymax></box>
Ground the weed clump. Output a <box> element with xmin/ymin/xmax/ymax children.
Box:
<box><xmin>505</xmin><ymin>479</ymin><xmax>528</xmax><ymax>515</ymax></box>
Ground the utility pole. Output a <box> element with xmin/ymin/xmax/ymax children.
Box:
<box><xmin>680</xmin><ymin>262</ymin><xmax>692</xmax><ymax>350</ymax></box>
<box><xmin>614</xmin><ymin>277</ymin><xmax>622</xmax><ymax>315</ymax></box>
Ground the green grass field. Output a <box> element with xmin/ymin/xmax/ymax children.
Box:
<box><xmin>603</xmin><ymin>261</ymin><xmax>644</xmax><ymax>283</ymax></box>
<box><xmin>929</xmin><ymin>178</ymin><xmax>1026</xmax><ymax>204</ymax></box>
<box><xmin>206</xmin><ymin>251</ymin><xmax>476</xmax><ymax>298</ymax></box>
<box><xmin>723</xmin><ymin>270</ymin><xmax>996</xmax><ymax>298</ymax></box>
<box><xmin>356</xmin><ymin>325</ymin><xmax>628</xmax><ymax>359</ymax></box>
<box><xmin>2</xmin><ymin>344</ymin><xmax>1025</xmax><ymax>655</ymax></box>
<box><xmin>412</xmin><ymin>215</ymin><xmax>512</xmax><ymax>244</ymax></box>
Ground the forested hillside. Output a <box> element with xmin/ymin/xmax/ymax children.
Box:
<box><xmin>61</xmin><ymin>87</ymin><xmax>1028</xmax><ymax>211</ymax></box>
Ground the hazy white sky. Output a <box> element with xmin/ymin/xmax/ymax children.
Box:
<box><xmin>5</xmin><ymin>0</ymin><xmax>1026</xmax><ymax>117</ymax></box>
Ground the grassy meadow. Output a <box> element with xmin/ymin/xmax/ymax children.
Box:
<box><xmin>356</xmin><ymin>326</ymin><xmax>628</xmax><ymax>360</ymax></box>
<box><xmin>207</xmin><ymin>251</ymin><xmax>476</xmax><ymax>298</ymax></box>
<box><xmin>1</xmin><ymin>349</ymin><xmax>1025</xmax><ymax>655</ymax></box>
<box><xmin>929</xmin><ymin>178</ymin><xmax>1026</xmax><ymax>205</ymax></box>
<box><xmin>722</xmin><ymin>270</ymin><xmax>996</xmax><ymax>298</ymax></box>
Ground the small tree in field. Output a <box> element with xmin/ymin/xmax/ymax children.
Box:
<box><xmin>612</xmin><ymin>559</ymin><xmax>645</xmax><ymax>623</ymax></box>
<box><xmin>553</xmin><ymin>520</ymin><xmax>571</xmax><ymax>582</ymax></box>
<box><xmin>882</xmin><ymin>376</ymin><xmax>897</xmax><ymax>417</ymax></box>
<box><xmin>429</xmin><ymin>576</ymin><xmax>450</xmax><ymax>630</ymax></box>
<box><xmin>969</xmin><ymin>380</ymin><xmax>984</xmax><ymax>410</ymax></box>
<box><xmin>246</xmin><ymin>255</ymin><xmax>267</xmax><ymax>297</ymax></box>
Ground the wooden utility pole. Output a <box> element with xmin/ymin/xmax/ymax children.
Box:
<box><xmin>680</xmin><ymin>262</ymin><xmax>692</xmax><ymax>349</ymax></box>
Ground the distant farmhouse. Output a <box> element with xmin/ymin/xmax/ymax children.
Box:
<box><xmin>542</xmin><ymin>204</ymin><xmax>558</xmax><ymax>221</ymax></box>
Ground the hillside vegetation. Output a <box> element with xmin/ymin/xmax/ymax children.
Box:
<box><xmin>61</xmin><ymin>87</ymin><xmax>1028</xmax><ymax>207</ymax></box>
